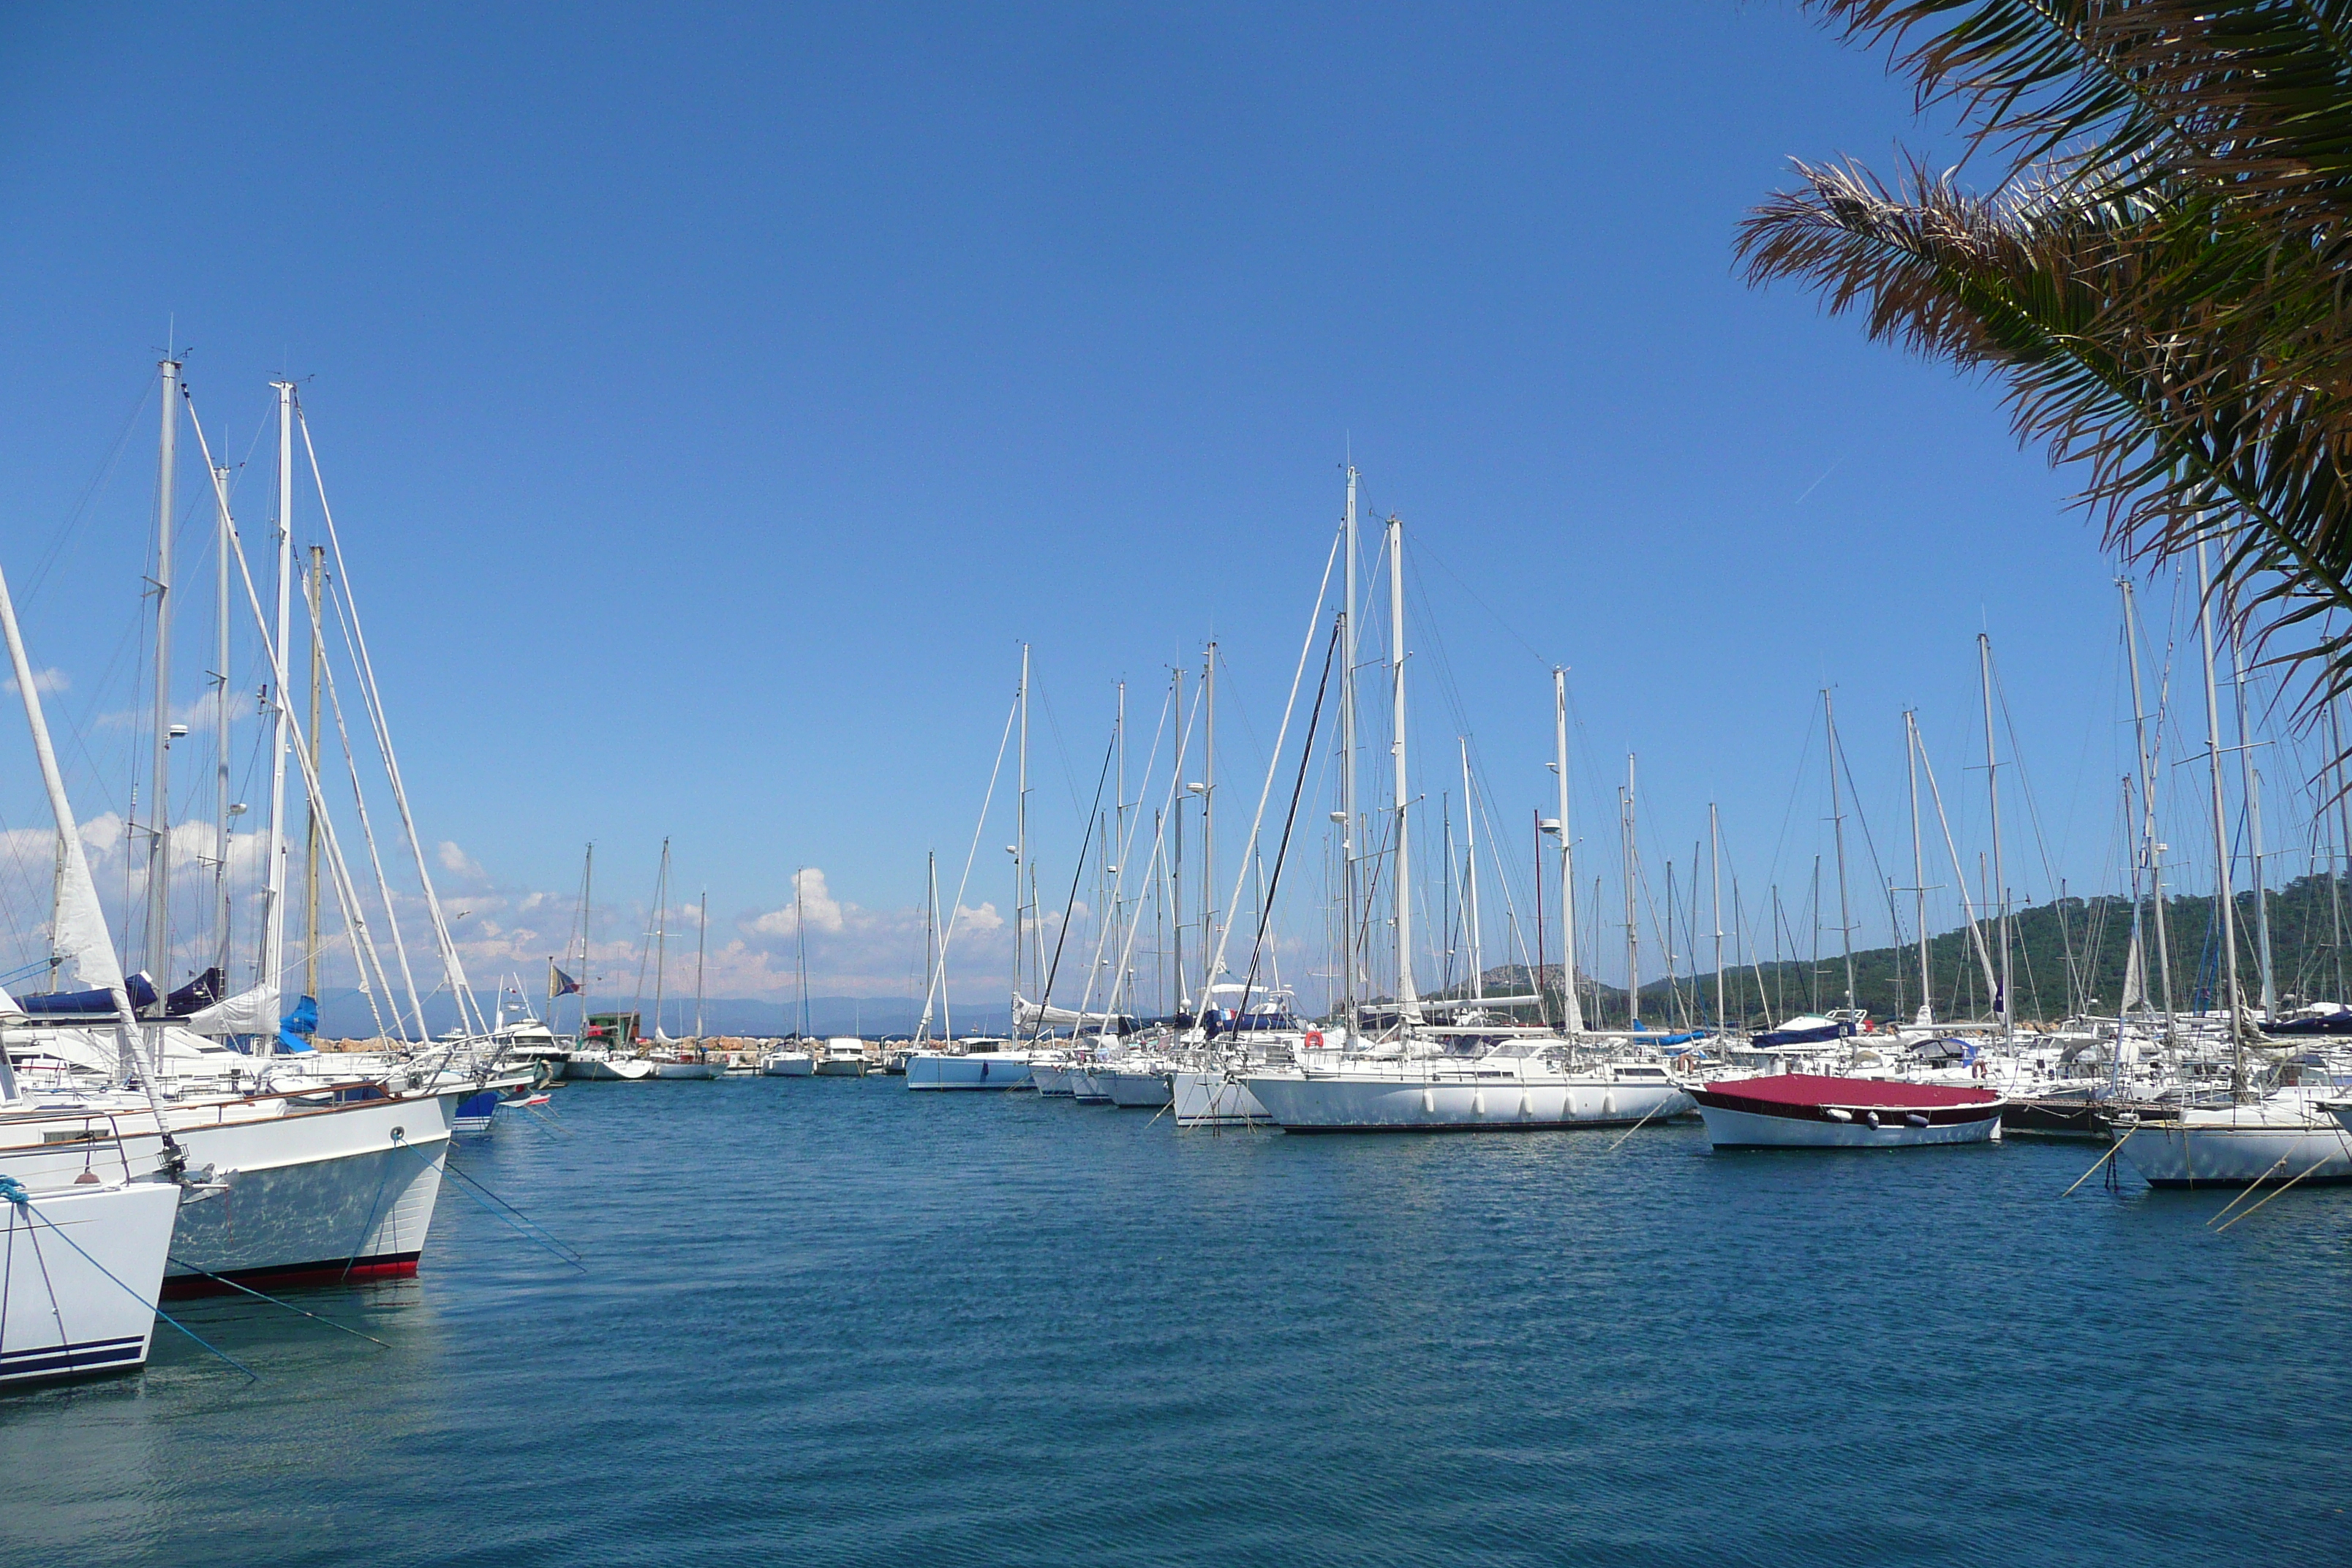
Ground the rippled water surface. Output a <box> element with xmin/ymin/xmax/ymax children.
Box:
<box><xmin>6</xmin><ymin>1077</ymin><xmax>2351</xmax><ymax>1567</ymax></box>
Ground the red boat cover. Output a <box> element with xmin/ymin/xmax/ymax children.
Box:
<box><xmin>1700</xmin><ymin>1072</ymin><xmax>1999</xmax><ymax>1109</ymax></box>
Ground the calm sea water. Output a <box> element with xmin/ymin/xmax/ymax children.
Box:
<box><xmin>5</xmin><ymin>1077</ymin><xmax>2350</xmax><ymax>1567</ymax></box>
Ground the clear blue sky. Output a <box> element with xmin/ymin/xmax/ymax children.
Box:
<box><xmin>0</xmin><ymin>4</ymin><xmax>2300</xmax><ymax>1014</ymax></box>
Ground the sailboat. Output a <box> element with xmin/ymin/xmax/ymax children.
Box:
<box><xmin>0</xmin><ymin>478</ymin><xmax>464</xmax><ymax>1295</ymax></box>
<box><xmin>2117</xmin><ymin>546</ymin><xmax>2352</xmax><ymax>1186</ymax></box>
<box><xmin>1242</xmin><ymin>502</ymin><xmax>1693</xmax><ymax>1133</ymax></box>
<box><xmin>645</xmin><ymin>848</ymin><xmax>720</xmax><ymax>1079</ymax></box>
<box><xmin>907</xmin><ymin>649</ymin><xmax>1037</xmax><ymax>1091</ymax></box>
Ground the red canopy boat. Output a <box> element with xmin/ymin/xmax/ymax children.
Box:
<box><xmin>1690</xmin><ymin>1072</ymin><xmax>2004</xmax><ymax>1150</ymax></box>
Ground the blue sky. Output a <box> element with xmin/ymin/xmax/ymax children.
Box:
<box><xmin>0</xmin><ymin>4</ymin><xmax>2309</xmax><ymax>1017</ymax></box>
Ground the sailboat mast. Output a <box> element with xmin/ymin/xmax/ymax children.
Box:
<box><xmin>694</xmin><ymin>889</ymin><xmax>706</xmax><ymax>1039</ymax></box>
<box><xmin>795</xmin><ymin>864</ymin><xmax>810</xmax><ymax>1038</ymax></box>
<box><xmin>1340</xmin><ymin>467</ymin><xmax>1360</xmax><ymax>1028</ymax></box>
<box><xmin>1622</xmin><ymin>755</ymin><xmax>1638</xmax><ymax>1028</ymax></box>
<box><xmin>1458</xmin><ymin>738</ymin><xmax>1482</xmax><ymax>1001</ymax></box>
<box><xmin>303</xmin><ymin>545</ymin><xmax>325</xmax><ymax>1003</ymax></box>
<box><xmin>2196</xmin><ymin>541</ymin><xmax>2247</xmax><ymax>1097</ymax></box>
<box><xmin>260</xmin><ymin>382</ymin><xmax>296</xmax><ymax>1053</ymax></box>
<box><xmin>146</xmin><ymin>352</ymin><xmax>181</xmax><ymax>992</ymax></box>
<box><xmin>2228</xmin><ymin>630</ymin><xmax>2277</xmax><ymax>1014</ymax></box>
<box><xmin>2119</xmin><ymin>579</ymin><xmax>2175</xmax><ymax>1030</ymax></box>
<box><xmin>1905</xmin><ymin>711</ymin><xmax>1931</xmax><ymax>1024</ymax></box>
<box><xmin>1387</xmin><ymin>515</ymin><xmax>1416</xmax><ymax>1019</ymax></box>
<box><xmin>1553</xmin><ymin>668</ymin><xmax>1582</xmax><ymax>1036</ymax></box>
<box><xmin>578</xmin><ymin>843</ymin><xmax>595</xmax><ymax>1033</ymax></box>
<box><xmin>1823</xmin><ymin>690</ymin><xmax>1856</xmax><ymax>1011</ymax></box>
<box><xmin>1710</xmin><ymin>800</ymin><xmax>1725</xmax><ymax>1031</ymax></box>
<box><xmin>210</xmin><ymin>455</ymin><xmax>233</xmax><ymax>973</ymax></box>
<box><xmin>1978</xmin><ymin>635</ymin><xmax>2013</xmax><ymax>1039</ymax></box>
<box><xmin>652</xmin><ymin>838</ymin><xmax>669</xmax><ymax>1039</ymax></box>
<box><xmin>1202</xmin><ymin>640</ymin><xmax>1218</xmax><ymax>998</ymax></box>
<box><xmin>1014</xmin><ymin>644</ymin><xmax>1028</xmax><ymax>1019</ymax></box>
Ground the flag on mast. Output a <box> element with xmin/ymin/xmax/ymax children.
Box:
<box><xmin>549</xmin><ymin>960</ymin><xmax>581</xmax><ymax>1000</ymax></box>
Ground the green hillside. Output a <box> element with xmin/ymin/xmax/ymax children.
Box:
<box><xmin>1447</xmin><ymin>872</ymin><xmax>2352</xmax><ymax>1029</ymax></box>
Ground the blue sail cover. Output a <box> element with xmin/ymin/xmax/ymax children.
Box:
<box><xmin>279</xmin><ymin>994</ymin><xmax>319</xmax><ymax>1053</ymax></box>
<box><xmin>15</xmin><ymin>970</ymin><xmax>159</xmax><ymax>1017</ymax></box>
<box><xmin>1751</xmin><ymin>1016</ymin><xmax>1852</xmax><ymax>1048</ymax></box>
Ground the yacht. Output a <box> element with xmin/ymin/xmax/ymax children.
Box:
<box><xmin>762</xmin><ymin>1044</ymin><xmax>815</xmax><ymax>1076</ymax></box>
<box><xmin>815</xmin><ymin>1037</ymin><xmax>870</xmax><ymax>1077</ymax></box>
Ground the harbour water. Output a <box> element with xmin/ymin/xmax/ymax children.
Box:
<box><xmin>7</xmin><ymin>1080</ymin><xmax>2350</xmax><ymax>1567</ymax></box>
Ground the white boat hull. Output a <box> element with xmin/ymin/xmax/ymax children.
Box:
<box><xmin>1030</xmin><ymin>1063</ymin><xmax>1074</xmax><ymax>1097</ymax></box>
<box><xmin>0</xmin><ymin>1088</ymin><xmax>458</xmax><ymax>1292</ymax></box>
<box><xmin>1068</xmin><ymin>1068</ymin><xmax>1112</xmax><ymax>1104</ymax></box>
<box><xmin>1695</xmin><ymin>1101</ymin><xmax>2001</xmax><ymax>1149</ymax></box>
<box><xmin>0</xmin><ymin>1179</ymin><xmax>180</xmax><ymax>1386</ymax></box>
<box><xmin>651</xmin><ymin>1061</ymin><xmax>723</xmax><ymax>1079</ymax></box>
<box><xmin>813</xmin><ymin>1060</ymin><xmax>866</xmax><ymax>1077</ymax></box>
<box><xmin>2117</xmin><ymin>1113</ymin><xmax>2352</xmax><ymax>1187</ymax></box>
<box><xmin>1172</xmin><ymin>1071</ymin><xmax>1272</xmax><ymax>1127</ymax></box>
<box><xmin>763</xmin><ymin>1054</ymin><xmax>815</xmax><ymax>1077</ymax></box>
<box><xmin>1106</xmin><ymin>1070</ymin><xmax>1172</xmax><ymax>1109</ymax></box>
<box><xmin>566</xmin><ymin>1054</ymin><xmax>654</xmax><ymax>1081</ymax></box>
<box><xmin>905</xmin><ymin>1052</ymin><xmax>1033</xmax><ymax>1090</ymax></box>
<box><xmin>1244</xmin><ymin>1071</ymin><xmax>1692</xmax><ymax>1131</ymax></box>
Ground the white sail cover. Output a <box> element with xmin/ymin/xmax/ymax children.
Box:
<box><xmin>2119</xmin><ymin>929</ymin><xmax>2147</xmax><ymax>1012</ymax></box>
<box><xmin>185</xmin><ymin>979</ymin><xmax>281</xmax><ymax>1036</ymax></box>
<box><xmin>1013</xmin><ymin>992</ymin><xmax>1125</xmax><ymax>1030</ymax></box>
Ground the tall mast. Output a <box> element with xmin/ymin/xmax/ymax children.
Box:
<box><xmin>694</xmin><ymin>889</ymin><xmax>706</xmax><ymax>1039</ymax></box>
<box><xmin>578</xmin><ymin>843</ymin><xmax>595</xmax><ymax>1033</ymax></box>
<box><xmin>2197</xmin><ymin>541</ymin><xmax>2247</xmax><ymax>1098</ymax></box>
<box><xmin>925</xmin><ymin>851</ymin><xmax>938</xmax><ymax>1038</ymax></box>
<box><xmin>2334</xmin><ymin>698</ymin><xmax>2352</xmax><ymax>1002</ymax></box>
<box><xmin>1622</xmin><ymin>755</ymin><xmax>1638</xmax><ymax>1028</ymax></box>
<box><xmin>210</xmin><ymin>454</ymin><xmax>233</xmax><ymax>974</ymax></box>
<box><xmin>1014</xmin><ymin>644</ymin><xmax>1028</xmax><ymax>1017</ymax></box>
<box><xmin>1710</xmin><ymin>800</ymin><xmax>1725</xmax><ymax>1030</ymax></box>
<box><xmin>145</xmin><ymin>352</ymin><xmax>181</xmax><ymax>993</ymax></box>
<box><xmin>2228</xmin><ymin>630</ymin><xmax>2276</xmax><ymax>1014</ymax></box>
<box><xmin>652</xmin><ymin>838</ymin><xmax>669</xmax><ymax>1038</ymax></box>
<box><xmin>1978</xmin><ymin>635</ymin><xmax>2013</xmax><ymax>1040</ymax></box>
<box><xmin>795</xmin><ymin>864</ymin><xmax>810</xmax><ymax>1038</ymax></box>
<box><xmin>1386</xmin><ymin>514</ymin><xmax>1416</xmax><ymax>1020</ymax></box>
<box><xmin>1202</xmin><ymin>641</ymin><xmax>1218</xmax><ymax>997</ymax></box>
<box><xmin>1904</xmin><ymin>711</ymin><xmax>1931</xmax><ymax>1024</ymax></box>
<box><xmin>2119</xmin><ymin>579</ymin><xmax>2175</xmax><ymax>1030</ymax></box>
<box><xmin>1823</xmin><ymin>689</ymin><xmax>1856</xmax><ymax>1011</ymax></box>
<box><xmin>1458</xmin><ymin>738</ymin><xmax>1482</xmax><ymax>1001</ymax></box>
<box><xmin>260</xmin><ymin>382</ymin><xmax>295</xmax><ymax>1052</ymax></box>
<box><xmin>302</xmin><ymin>544</ymin><xmax>325</xmax><ymax>1002</ymax></box>
<box><xmin>1553</xmin><ymin>668</ymin><xmax>1583</xmax><ymax>1035</ymax></box>
<box><xmin>1340</xmin><ymin>467</ymin><xmax>1360</xmax><ymax>1028</ymax></box>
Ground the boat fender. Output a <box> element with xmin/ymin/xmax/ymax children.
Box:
<box><xmin>1823</xmin><ymin>1107</ymin><xmax>1853</xmax><ymax>1123</ymax></box>
<box><xmin>1904</xmin><ymin>1112</ymin><xmax>1930</xmax><ymax>1128</ymax></box>
<box><xmin>1864</xmin><ymin>1110</ymin><xmax>1882</xmax><ymax>1128</ymax></box>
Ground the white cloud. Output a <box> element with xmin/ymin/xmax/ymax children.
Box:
<box><xmin>750</xmin><ymin>867</ymin><xmax>845</xmax><ymax>936</ymax></box>
<box><xmin>437</xmin><ymin>840</ymin><xmax>487</xmax><ymax>881</ymax></box>
<box><xmin>1</xmin><ymin>666</ymin><xmax>68</xmax><ymax>696</ymax></box>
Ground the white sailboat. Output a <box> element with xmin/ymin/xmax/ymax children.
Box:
<box><xmin>0</xmin><ymin>969</ymin><xmax>181</xmax><ymax>1387</ymax></box>
<box><xmin>1244</xmin><ymin>502</ymin><xmax>1692</xmax><ymax>1133</ymax></box>
<box><xmin>1</xmin><ymin>489</ymin><xmax>461</xmax><ymax>1295</ymax></box>
<box><xmin>2119</xmin><ymin>545</ymin><xmax>2352</xmax><ymax>1186</ymax></box>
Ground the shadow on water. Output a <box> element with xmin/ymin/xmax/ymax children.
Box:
<box><xmin>5</xmin><ymin>1075</ymin><xmax>2351</xmax><ymax>1567</ymax></box>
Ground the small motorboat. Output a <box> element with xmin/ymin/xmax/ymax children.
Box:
<box><xmin>1690</xmin><ymin>1072</ymin><xmax>2003</xmax><ymax>1149</ymax></box>
<box><xmin>813</xmin><ymin>1037</ymin><xmax>870</xmax><ymax>1077</ymax></box>
<box><xmin>762</xmin><ymin>1047</ymin><xmax>815</xmax><ymax>1077</ymax></box>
